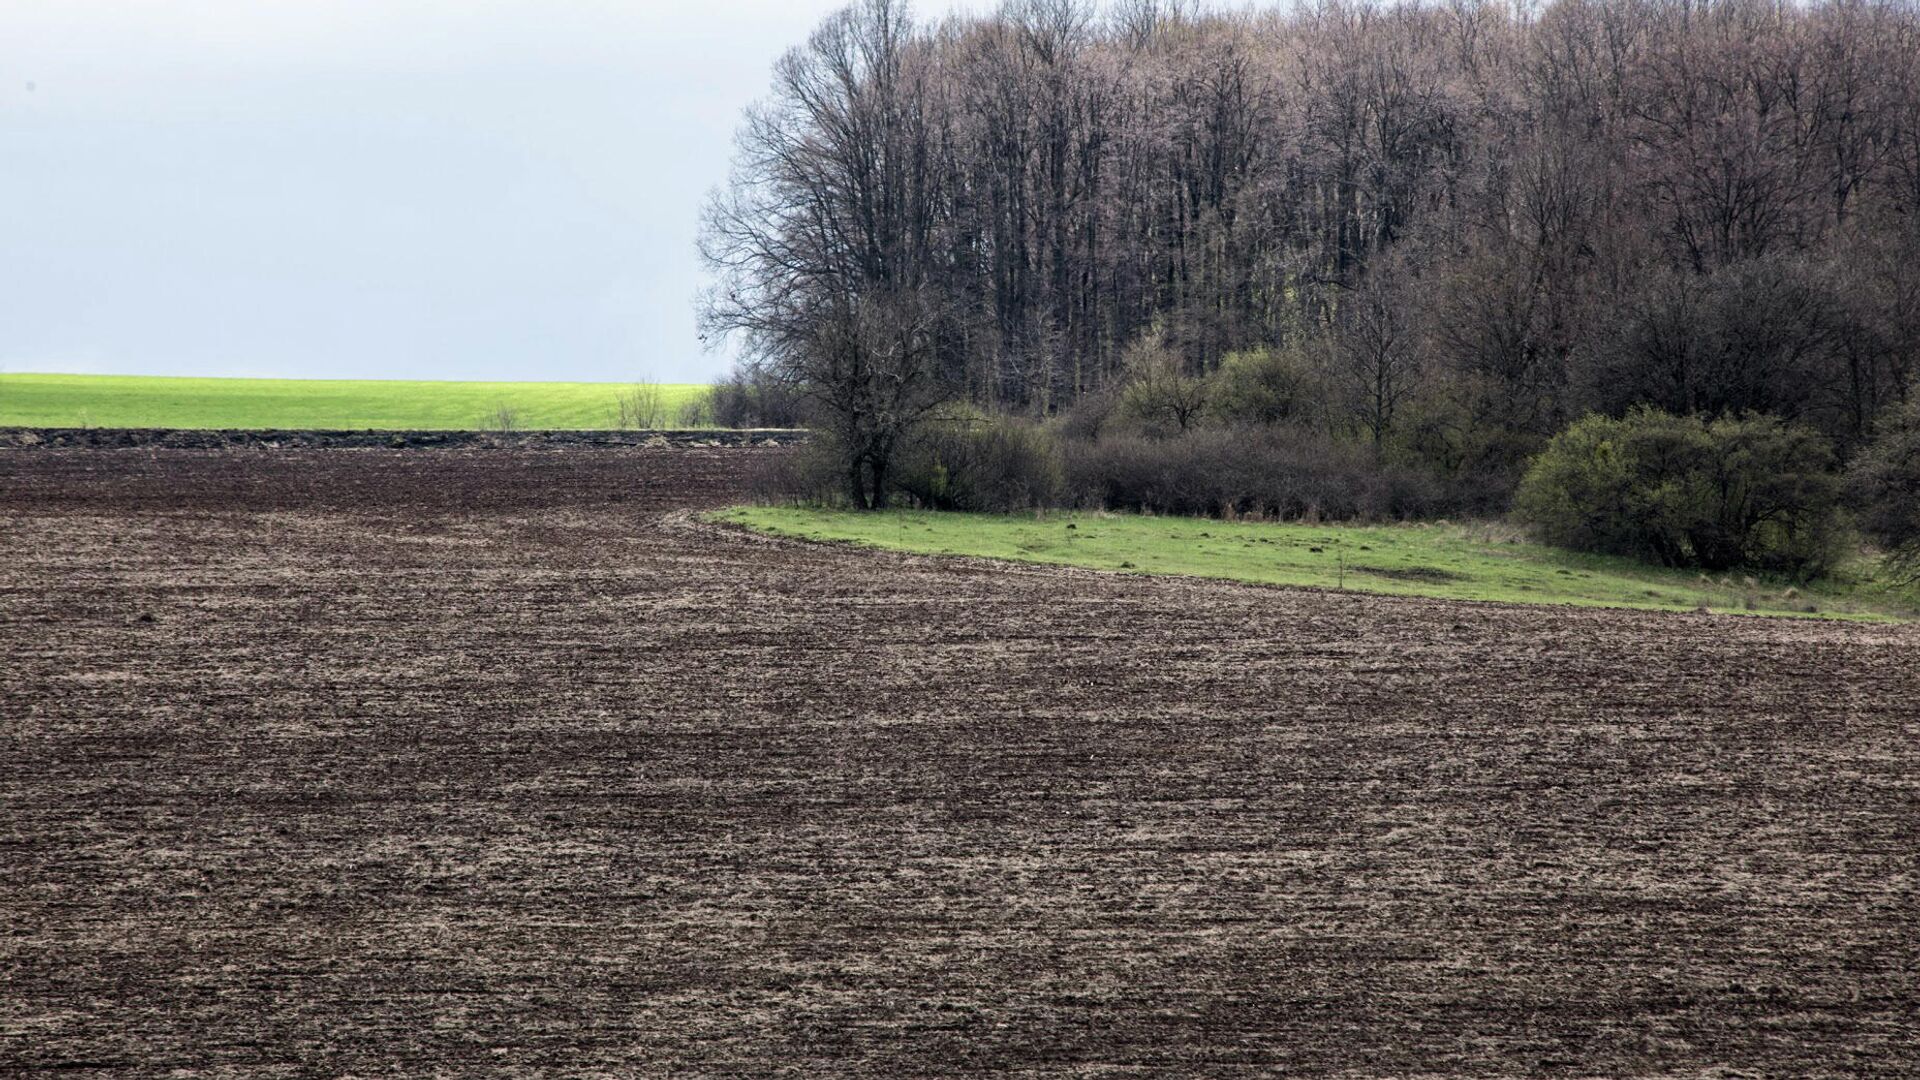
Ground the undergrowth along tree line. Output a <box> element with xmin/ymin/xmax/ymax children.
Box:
<box><xmin>700</xmin><ymin>0</ymin><xmax>1920</xmax><ymax>578</ymax></box>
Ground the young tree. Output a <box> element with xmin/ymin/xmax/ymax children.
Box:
<box><xmin>1330</xmin><ymin>269</ymin><xmax>1421</xmax><ymax>453</ymax></box>
<box><xmin>1118</xmin><ymin>331</ymin><xmax>1211</xmax><ymax>435</ymax></box>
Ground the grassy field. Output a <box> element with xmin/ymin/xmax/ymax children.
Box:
<box><xmin>0</xmin><ymin>373</ymin><xmax>712</xmax><ymax>430</ymax></box>
<box><xmin>718</xmin><ymin>506</ymin><xmax>1918</xmax><ymax>621</ymax></box>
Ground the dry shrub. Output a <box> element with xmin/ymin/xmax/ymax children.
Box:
<box><xmin>893</xmin><ymin>419</ymin><xmax>1063</xmax><ymax>512</ymax></box>
<box><xmin>712</xmin><ymin>367</ymin><xmax>806</xmax><ymax>429</ymax></box>
<box><xmin>746</xmin><ymin>439</ymin><xmax>841</xmax><ymax>505</ymax></box>
<box><xmin>482</xmin><ymin>403</ymin><xmax>520</xmax><ymax>433</ymax></box>
<box><xmin>1065</xmin><ymin>427</ymin><xmax>1441</xmax><ymax>521</ymax></box>
<box><xmin>758</xmin><ymin>415</ymin><xmax>1445</xmax><ymax>521</ymax></box>
<box><xmin>614</xmin><ymin>383</ymin><xmax>666</xmax><ymax>429</ymax></box>
<box><xmin>1053</xmin><ymin>382</ymin><xmax>1123</xmax><ymax>441</ymax></box>
<box><xmin>676</xmin><ymin>389</ymin><xmax>716</xmax><ymax>429</ymax></box>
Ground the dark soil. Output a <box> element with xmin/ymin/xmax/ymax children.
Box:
<box><xmin>1353</xmin><ymin>564</ymin><xmax>1470</xmax><ymax>584</ymax></box>
<box><xmin>0</xmin><ymin>426</ymin><xmax>803</xmax><ymax>451</ymax></box>
<box><xmin>3</xmin><ymin>448</ymin><xmax>1916</xmax><ymax>1077</ymax></box>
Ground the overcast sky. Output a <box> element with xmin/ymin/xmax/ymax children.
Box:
<box><xmin>0</xmin><ymin>1</ymin><xmax>974</xmax><ymax>383</ymax></box>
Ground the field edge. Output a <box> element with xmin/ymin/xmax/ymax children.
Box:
<box><xmin>710</xmin><ymin>505</ymin><xmax>1914</xmax><ymax>623</ymax></box>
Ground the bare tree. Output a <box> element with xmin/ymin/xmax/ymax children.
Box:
<box><xmin>702</xmin><ymin>0</ymin><xmax>951</xmax><ymax>508</ymax></box>
<box><xmin>1331</xmin><ymin>269</ymin><xmax>1420</xmax><ymax>453</ymax></box>
<box><xmin>1119</xmin><ymin>330</ymin><xmax>1210</xmax><ymax>434</ymax></box>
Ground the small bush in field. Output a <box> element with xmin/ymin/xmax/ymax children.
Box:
<box><xmin>675</xmin><ymin>389</ymin><xmax>716</xmax><ymax>428</ymax></box>
<box><xmin>482</xmin><ymin>403</ymin><xmax>520</xmax><ymax>433</ymax></box>
<box><xmin>1514</xmin><ymin>408</ymin><xmax>1844</xmax><ymax>577</ymax></box>
<box><xmin>613</xmin><ymin>383</ymin><xmax>666</xmax><ymax>429</ymax></box>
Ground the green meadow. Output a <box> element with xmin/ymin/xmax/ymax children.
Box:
<box><xmin>716</xmin><ymin>506</ymin><xmax>1918</xmax><ymax>621</ymax></box>
<box><xmin>0</xmin><ymin>373</ymin><xmax>711</xmax><ymax>431</ymax></box>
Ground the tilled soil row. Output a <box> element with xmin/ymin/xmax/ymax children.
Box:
<box><xmin>2</xmin><ymin>449</ymin><xmax>1916</xmax><ymax>1077</ymax></box>
<box><xmin>1</xmin><ymin>427</ymin><xmax>804</xmax><ymax>451</ymax></box>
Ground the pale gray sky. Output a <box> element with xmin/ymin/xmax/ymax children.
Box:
<box><xmin>0</xmin><ymin>1</ymin><xmax>973</xmax><ymax>382</ymax></box>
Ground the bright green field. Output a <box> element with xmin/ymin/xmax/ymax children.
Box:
<box><xmin>0</xmin><ymin>373</ymin><xmax>712</xmax><ymax>430</ymax></box>
<box><xmin>716</xmin><ymin>506</ymin><xmax>1918</xmax><ymax>621</ymax></box>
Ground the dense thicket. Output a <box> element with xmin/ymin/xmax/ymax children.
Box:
<box><xmin>1849</xmin><ymin>399</ymin><xmax>1920</xmax><ymax>577</ymax></box>
<box><xmin>703</xmin><ymin>0</ymin><xmax>1920</xmax><ymax>526</ymax></box>
<box><xmin>1513</xmin><ymin>409</ymin><xmax>1845</xmax><ymax>576</ymax></box>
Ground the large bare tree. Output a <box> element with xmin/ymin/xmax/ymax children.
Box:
<box><xmin>701</xmin><ymin>0</ymin><xmax>950</xmax><ymax>508</ymax></box>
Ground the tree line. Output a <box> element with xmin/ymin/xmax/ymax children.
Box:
<box><xmin>701</xmin><ymin>0</ymin><xmax>1920</xmax><ymax>564</ymax></box>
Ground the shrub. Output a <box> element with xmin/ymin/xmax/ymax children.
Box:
<box><xmin>754</xmin><ymin>416</ymin><xmax>1061</xmax><ymax>512</ymax></box>
<box><xmin>1052</xmin><ymin>381</ymin><xmax>1122</xmax><ymax>441</ymax></box>
<box><xmin>755</xmin><ymin>413</ymin><xmax>1451</xmax><ymax>522</ymax></box>
<box><xmin>746</xmin><ymin>437</ymin><xmax>843</xmax><ymax>506</ymax></box>
<box><xmin>1514</xmin><ymin>408</ymin><xmax>1845</xmax><ymax>577</ymax></box>
<box><xmin>1065</xmin><ymin>426</ymin><xmax>1441</xmax><ymax>521</ymax></box>
<box><xmin>894</xmin><ymin>418</ymin><xmax>1064</xmax><ymax>512</ymax></box>
<box><xmin>613</xmin><ymin>382</ymin><xmax>666</xmax><ymax>429</ymax></box>
<box><xmin>1848</xmin><ymin>399</ymin><xmax>1920</xmax><ymax>581</ymax></box>
<box><xmin>1208</xmin><ymin>346</ymin><xmax>1325</xmax><ymax>428</ymax></box>
<box><xmin>712</xmin><ymin>367</ymin><xmax>806</xmax><ymax>429</ymax></box>
<box><xmin>1116</xmin><ymin>332</ymin><xmax>1209</xmax><ymax>436</ymax></box>
<box><xmin>482</xmin><ymin>403</ymin><xmax>520</xmax><ymax>433</ymax></box>
<box><xmin>1397</xmin><ymin>374</ymin><xmax>1552</xmax><ymax>517</ymax></box>
<box><xmin>675</xmin><ymin>389</ymin><xmax>716</xmax><ymax>428</ymax></box>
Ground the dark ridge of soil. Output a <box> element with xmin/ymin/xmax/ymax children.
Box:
<box><xmin>2</xmin><ymin>449</ymin><xmax>1916</xmax><ymax>1077</ymax></box>
<box><xmin>1353</xmin><ymin>564</ymin><xmax>1470</xmax><ymax>583</ymax></box>
<box><xmin>0</xmin><ymin>426</ymin><xmax>804</xmax><ymax>451</ymax></box>
<box><xmin>0</xmin><ymin>446</ymin><xmax>771</xmax><ymax>513</ymax></box>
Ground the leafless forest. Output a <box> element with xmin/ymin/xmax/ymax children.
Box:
<box><xmin>704</xmin><ymin>0</ymin><xmax>1920</xmax><ymax>513</ymax></box>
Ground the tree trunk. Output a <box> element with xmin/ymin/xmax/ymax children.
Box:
<box><xmin>868</xmin><ymin>452</ymin><xmax>891</xmax><ymax>511</ymax></box>
<box><xmin>848</xmin><ymin>456</ymin><xmax>871</xmax><ymax>511</ymax></box>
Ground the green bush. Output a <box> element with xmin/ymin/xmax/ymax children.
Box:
<box><xmin>1207</xmin><ymin>346</ymin><xmax>1324</xmax><ymax>428</ymax></box>
<box><xmin>1514</xmin><ymin>409</ymin><xmax>1845</xmax><ymax>577</ymax></box>
<box><xmin>1848</xmin><ymin>398</ymin><xmax>1920</xmax><ymax>581</ymax></box>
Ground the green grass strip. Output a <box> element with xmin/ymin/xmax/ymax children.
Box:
<box><xmin>715</xmin><ymin>506</ymin><xmax>1915</xmax><ymax>622</ymax></box>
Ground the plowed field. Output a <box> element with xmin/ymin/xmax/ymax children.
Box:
<box><xmin>3</xmin><ymin>448</ymin><xmax>1915</xmax><ymax>1077</ymax></box>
